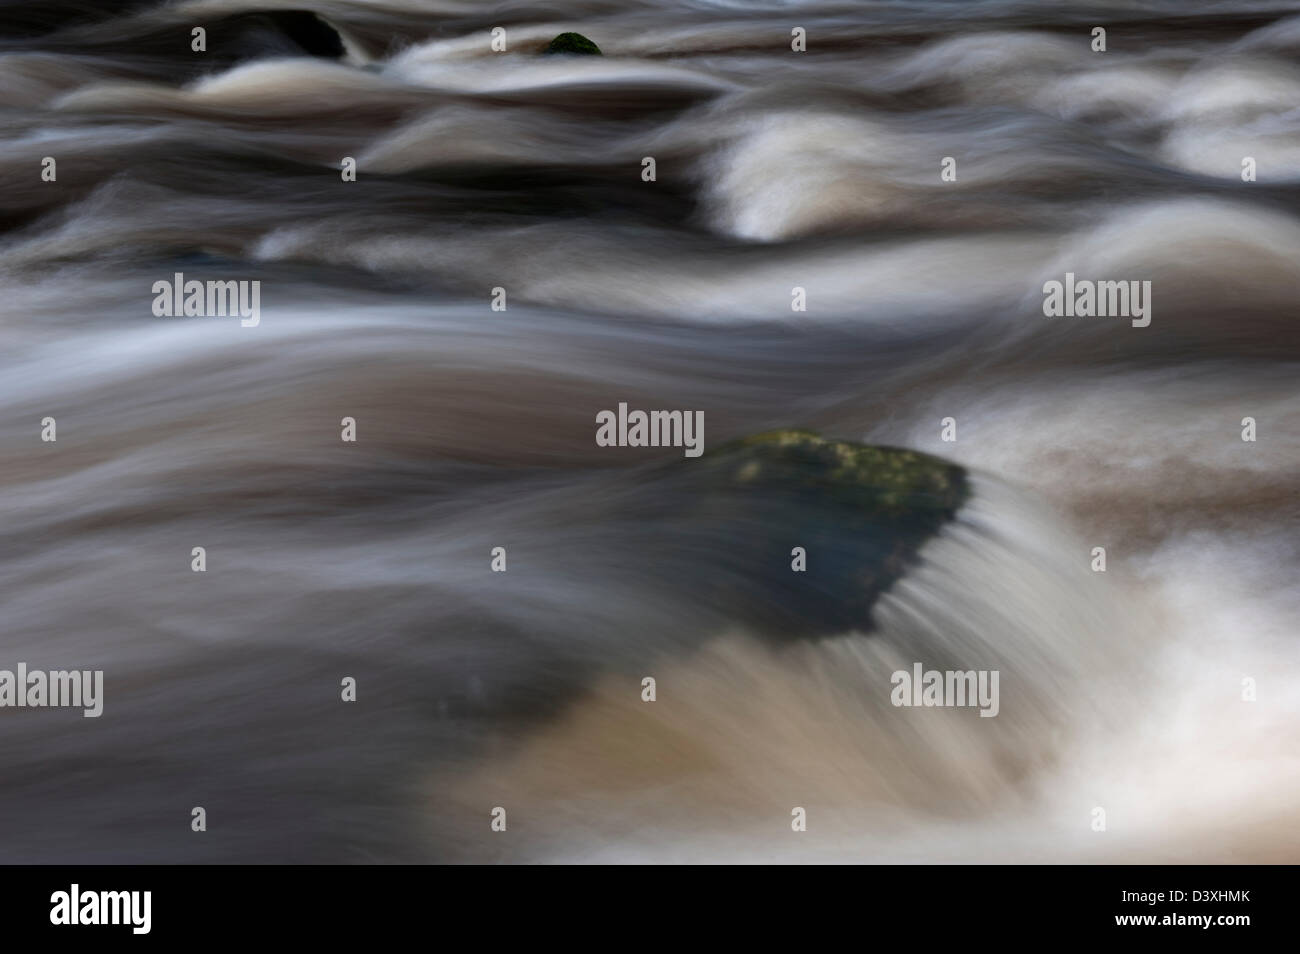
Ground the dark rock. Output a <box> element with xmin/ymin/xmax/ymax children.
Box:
<box><xmin>671</xmin><ymin>430</ymin><xmax>969</xmax><ymax>640</ymax></box>
<box><xmin>543</xmin><ymin>32</ymin><xmax>602</xmax><ymax>56</ymax></box>
<box><xmin>199</xmin><ymin>10</ymin><xmax>346</xmax><ymax>61</ymax></box>
<box><xmin>30</xmin><ymin>9</ymin><xmax>346</xmax><ymax>74</ymax></box>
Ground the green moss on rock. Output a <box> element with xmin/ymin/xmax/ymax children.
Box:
<box><xmin>709</xmin><ymin>429</ymin><xmax>967</xmax><ymax>519</ymax></box>
<box><xmin>544</xmin><ymin>32</ymin><xmax>602</xmax><ymax>55</ymax></box>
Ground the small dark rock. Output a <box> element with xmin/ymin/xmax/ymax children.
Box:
<box><xmin>544</xmin><ymin>32</ymin><xmax>602</xmax><ymax>56</ymax></box>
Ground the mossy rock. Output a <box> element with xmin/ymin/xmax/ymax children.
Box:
<box><xmin>544</xmin><ymin>32</ymin><xmax>602</xmax><ymax>56</ymax></box>
<box><xmin>702</xmin><ymin>430</ymin><xmax>966</xmax><ymax>518</ymax></box>
<box><xmin>668</xmin><ymin>430</ymin><xmax>969</xmax><ymax>639</ymax></box>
